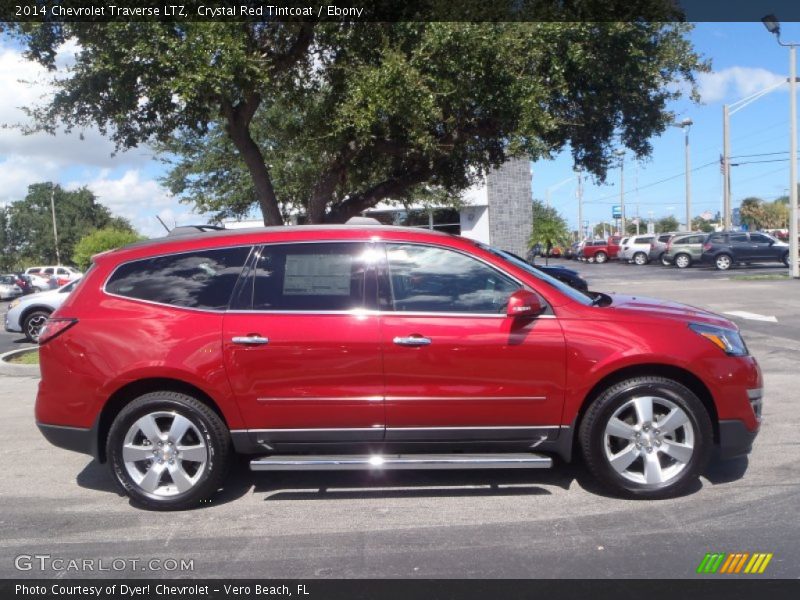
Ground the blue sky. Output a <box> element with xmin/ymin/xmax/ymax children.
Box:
<box><xmin>1</xmin><ymin>22</ymin><xmax>799</xmax><ymax>236</ymax></box>
<box><xmin>537</xmin><ymin>22</ymin><xmax>800</xmax><ymax>230</ymax></box>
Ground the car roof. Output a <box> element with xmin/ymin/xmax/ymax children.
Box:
<box><xmin>95</xmin><ymin>225</ymin><xmax>456</xmax><ymax>263</ymax></box>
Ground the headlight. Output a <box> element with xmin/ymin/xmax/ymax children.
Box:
<box><xmin>689</xmin><ymin>322</ymin><xmax>748</xmax><ymax>356</ymax></box>
<box><xmin>8</xmin><ymin>299</ymin><xmax>20</xmax><ymax>309</ymax></box>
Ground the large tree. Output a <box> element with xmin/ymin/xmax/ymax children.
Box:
<box><xmin>9</xmin><ymin>10</ymin><xmax>706</xmax><ymax>224</ymax></box>
<box><xmin>5</xmin><ymin>183</ymin><xmax>134</xmax><ymax>267</ymax></box>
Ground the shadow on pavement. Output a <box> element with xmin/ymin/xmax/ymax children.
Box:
<box><xmin>74</xmin><ymin>454</ymin><xmax>750</xmax><ymax>507</ymax></box>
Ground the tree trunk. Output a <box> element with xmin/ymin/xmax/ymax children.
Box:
<box><xmin>224</xmin><ymin>98</ymin><xmax>283</xmax><ymax>226</ymax></box>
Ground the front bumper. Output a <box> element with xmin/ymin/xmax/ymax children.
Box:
<box><xmin>717</xmin><ymin>420</ymin><xmax>759</xmax><ymax>459</ymax></box>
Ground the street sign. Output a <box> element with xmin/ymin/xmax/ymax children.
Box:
<box><xmin>612</xmin><ymin>205</ymin><xmax>622</xmax><ymax>219</ymax></box>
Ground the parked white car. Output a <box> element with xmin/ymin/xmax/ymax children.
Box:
<box><xmin>619</xmin><ymin>235</ymin><xmax>656</xmax><ymax>265</ymax></box>
<box><xmin>0</xmin><ymin>275</ymin><xmax>23</xmax><ymax>300</ymax></box>
<box><xmin>4</xmin><ymin>279</ymin><xmax>81</xmax><ymax>342</ymax></box>
<box><xmin>25</xmin><ymin>265</ymin><xmax>82</xmax><ymax>288</ymax></box>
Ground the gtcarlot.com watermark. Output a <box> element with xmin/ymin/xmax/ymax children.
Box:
<box><xmin>14</xmin><ymin>554</ymin><xmax>194</xmax><ymax>573</ymax></box>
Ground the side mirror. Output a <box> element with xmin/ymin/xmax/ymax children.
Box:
<box><xmin>506</xmin><ymin>289</ymin><xmax>544</xmax><ymax>318</ymax></box>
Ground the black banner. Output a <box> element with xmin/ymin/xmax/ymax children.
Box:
<box><xmin>4</xmin><ymin>0</ymin><xmax>800</xmax><ymax>23</ymax></box>
<box><xmin>3</xmin><ymin>580</ymin><xmax>800</xmax><ymax>600</ymax></box>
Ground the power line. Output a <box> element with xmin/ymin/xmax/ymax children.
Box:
<box><xmin>586</xmin><ymin>160</ymin><xmax>719</xmax><ymax>204</ymax></box>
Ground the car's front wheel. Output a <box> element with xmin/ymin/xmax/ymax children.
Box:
<box><xmin>633</xmin><ymin>252</ymin><xmax>649</xmax><ymax>265</ymax></box>
<box><xmin>107</xmin><ymin>391</ymin><xmax>231</xmax><ymax>510</ymax></box>
<box><xmin>595</xmin><ymin>251</ymin><xmax>608</xmax><ymax>264</ymax></box>
<box><xmin>674</xmin><ymin>253</ymin><xmax>692</xmax><ymax>269</ymax></box>
<box><xmin>23</xmin><ymin>310</ymin><xmax>50</xmax><ymax>342</ymax></box>
<box><xmin>579</xmin><ymin>376</ymin><xmax>712</xmax><ymax>499</ymax></box>
<box><xmin>783</xmin><ymin>252</ymin><xmax>790</xmax><ymax>267</ymax></box>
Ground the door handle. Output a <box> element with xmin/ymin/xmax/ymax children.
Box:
<box><xmin>231</xmin><ymin>335</ymin><xmax>269</xmax><ymax>345</ymax></box>
<box><xmin>393</xmin><ymin>335</ymin><xmax>432</xmax><ymax>347</ymax></box>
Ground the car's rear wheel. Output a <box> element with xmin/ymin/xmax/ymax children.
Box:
<box><xmin>579</xmin><ymin>376</ymin><xmax>712</xmax><ymax>499</ymax></box>
<box><xmin>715</xmin><ymin>254</ymin><xmax>733</xmax><ymax>270</ymax></box>
<box><xmin>633</xmin><ymin>252</ymin><xmax>649</xmax><ymax>265</ymax></box>
<box><xmin>783</xmin><ymin>252</ymin><xmax>790</xmax><ymax>267</ymax></box>
<box><xmin>674</xmin><ymin>253</ymin><xmax>692</xmax><ymax>269</ymax></box>
<box><xmin>23</xmin><ymin>310</ymin><xmax>50</xmax><ymax>342</ymax></box>
<box><xmin>107</xmin><ymin>391</ymin><xmax>231</xmax><ymax>510</ymax></box>
<box><xmin>660</xmin><ymin>253</ymin><xmax>670</xmax><ymax>266</ymax></box>
<box><xmin>595</xmin><ymin>251</ymin><xmax>608</xmax><ymax>264</ymax></box>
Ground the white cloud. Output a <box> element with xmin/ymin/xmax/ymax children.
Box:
<box><xmin>0</xmin><ymin>41</ymin><xmax>153</xmax><ymax>170</ymax></box>
<box><xmin>697</xmin><ymin>66</ymin><xmax>786</xmax><ymax>104</ymax></box>
<box><xmin>65</xmin><ymin>170</ymin><xmax>197</xmax><ymax>237</ymax></box>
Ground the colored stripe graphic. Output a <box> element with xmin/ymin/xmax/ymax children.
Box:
<box><xmin>699</xmin><ymin>552</ymin><xmax>774</xmax><ymax>574</ymax></box>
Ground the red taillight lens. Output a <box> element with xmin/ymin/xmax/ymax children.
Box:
<box><xmin>703</xmin><ymin>242</ymin><xmax>712</xmax><ymax>251</ymax></box>
<box><xmin>38</xmin><ymin>318</ymin><xmax>77</xmax><ymax>345</ymax></box>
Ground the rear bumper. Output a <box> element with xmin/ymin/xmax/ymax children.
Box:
<box><xmin>37</xmin><ymin>422</ymin><xmax>98</xmax><ymax>459</ymax></box>
<box><xmin>717</xmin><ymin>419</ymin><xmax>759</xmax><ymax>459</ymax></box>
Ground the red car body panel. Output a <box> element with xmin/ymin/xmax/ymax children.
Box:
<box><xmin>36</xmin><ymin>226</ymin><xmax>762</xmax><ymax>460</ymax></box>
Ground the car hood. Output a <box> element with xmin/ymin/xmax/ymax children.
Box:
<box><xmin>606</xmin><ymin>294</ymin><xmax>736</xmax><ymax>329</ymax></box>
<box><xmin>14</xmin><ymin>287</ymin><xmax>66</xmax><ymax>307</ymax></box>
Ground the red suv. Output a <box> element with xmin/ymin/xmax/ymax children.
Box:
<box><xmin>579</xmin><ymin>236</ymin><xmax>622</xmax><ymax>263</ymax></box>
<box><xmin>36</xmin><ymin>226</ymin><xmax>762</xmax><ymax>509</ymax></box>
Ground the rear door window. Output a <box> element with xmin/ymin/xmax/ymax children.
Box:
<box><xmin>106</xmin><ymin>246</ymin><xmax>251</xmax><ymax>309</ymax></box>
<box><xmin>232</xmin><ymin>242</ymin><xmax>371</xmax><ymax>312</ymax></box>
<box><xmin>730</xmin><ymin>234</ymin><xmax>748</xmax><ymax>243</ymax></box>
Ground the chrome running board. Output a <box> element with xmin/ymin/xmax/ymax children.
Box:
<box><xmin>249</xmin><ymin>453</ymin><xmax>552</xmax><ymax>471</ymax></box>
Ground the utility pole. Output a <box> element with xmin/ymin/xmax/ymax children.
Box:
<box><xmin>575</xmin><ymin>170</ymin><xmax>583</xmax><ymax>241</ymax></box>
<box><xmin>50</xmin><ymin>185</ymin><xmax>61</xmax><ymax>265</ymax></box>
<box><xmin>723</xmin><ymin>104</ymin><xmax>731</xmax><ymax>230</ymax></box>
<box><xmin>620</xmin><ymin>158</ymin><xmax>626</xmax><ymax>235</ymax></box>
<box><xmin>683</xmin><ymin>120</ymin><xmax>692</xmax><ymax>231</ymax></box>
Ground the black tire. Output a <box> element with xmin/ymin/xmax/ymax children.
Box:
<box><xmin>674</xmin><ymin>253</ymin><xmax>692</xmax><ymax>269</ymax></box>
<box><xmin>633</xmin><ymin>252</ymin><xmax>649</xmax><ymax>266</ymax></box>
<box><xmin>595</xmin><ymin>251</ymin><xmax>608</xmax><ymax>264</ymax></box>
<box><xmin>579</xmin><ymin>376</ymin><xmax>713</xmax><ymax>499</ymax></box>
<box><xmin>783</xmin><ymin>252</ymin><xmax>790</xmax><ymax>267</ymax></box>
<box><xmin>23</xmin><ymin>310</ymin><xmax>50</xmax><ymax>343</ymax></box>
<box><xmin>659</xmin><ymin>253</ymin><xmax>670</xmax><ymax>266</ymax></box>
<box><xmin>715</xmin><ymin>253</ymin><xmax>733</xmax><ymax>271</ymax></box>
<box><xmin>107</xmin><ymin>391</ymin><xmax>231</xmax><ymax>510</ymax></box>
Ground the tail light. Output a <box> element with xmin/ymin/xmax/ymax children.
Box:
<box><xmin>649</xmin><ymin>242</ymin><xmax>655</xmax><ymax>250</ymax></box>
<box><xmin>703</xmin><ymin>242</ymin><xmax>712</xmax><ymax>251</ymax></box>
<box><xmin>667</xmin><ymin>239</ymin><xmax>673</xmax><ymax>251</ymax></box>
<box><xmin>38</xmin><ymin>318</ymin><xmax>77</xmax><ymax>345</ymax></box>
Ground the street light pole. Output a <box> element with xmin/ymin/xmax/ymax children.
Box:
<box><xmin>684</xmin><ymin>122</ymin><xmax>692</xmax><ymax>230</ymax></box>
<box><xmin>763</xmin><ymin>14</ymin><xmax>799</xmax><ymax>279</ymax></box>
<box><xmin>50</xmin><ymin>185</ymin><xmax>61</xmax><ymax>265</ymax></box>
<box><xmin>576</xmin><ymin>170</ymin><xmax>583</xmax><ymax>241</ymax></box>
<box><xmin>615</xmin><ymin>149</ymin><xmax>625</xmax><ymax>235</ymax></box>
<box><xmin>722</xmin><ymin>104</ymin><xmax>732</xmax><ymax>230</ymax></box>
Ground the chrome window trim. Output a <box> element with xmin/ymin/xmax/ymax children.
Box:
<box><xmin>102</xmin><ymin>243</ymin><xmax>256</xmax><ymax>313</ymax></box>
<box><xmin>100</xmin><ymin>238</ymin><xmax>558</xmax><ymax>318</ymax></box>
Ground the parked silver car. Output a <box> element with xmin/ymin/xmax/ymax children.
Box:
<box><xmin>0</xmin><ymin>275</ymin><xmax>23</xmax><ymax>300</ymax></box>
<box><xmin>4</xmin><ymin>279</ymin><xmax>80</xmax><ymax>342</ymax></box>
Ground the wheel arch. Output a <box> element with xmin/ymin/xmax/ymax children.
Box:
<box><xmin>567</xmin><ymin>363</ymin><xmax>719</xmax><ymax>461</ymax></box>
<box><xmin>20</xmin><ymin>305</ymin><xmax>53</xmax><ymax>323</ymax></box>
<box><xmin>95</xmin><ymin>378</ymin><xmax>229</xmax><ymax>463</ymax></box>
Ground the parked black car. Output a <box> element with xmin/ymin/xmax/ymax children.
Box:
<box><xmin>701</xmin><ymin>231</ymin><xmax>791</xmax><ymax>270</ymax></box>
<box><xmin>532</xmin><ymin>264</ymin><xmax>589</xmax><ymax>292</ymax></box>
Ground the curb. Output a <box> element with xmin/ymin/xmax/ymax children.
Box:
<box><xmin>0</xmin><ymin>347</ymin><xmax>40</xmax><ymax>377</ymax></box>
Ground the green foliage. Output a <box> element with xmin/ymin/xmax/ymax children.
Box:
<box><xmin>9</xmin><ymin>16</ymin><xmax>707</xmax><ymax>224</ymax></box>
<box><xmin>739</xmin><ymin>196</ymin><xmax>788</xmax><ymax>230</ymax></box>
<box><xmin>530</xmin><ymin>200</ymin><xmax>570</xmax><ymax>261</ymax></box>
<box><xmin>2</xmin><ymin>182</ymin><xmax>136</xmax><ymax>268</ymax></box>
<box><xmin>655</xmin><ymin>215</ymin><xmax>680</xmax><ymax>233</ymax></box>
<box><xmin>691</xmin><ymin>217</ymin><xmax>714</xmax><ymax>233</ymax></box>
<box><xmin>72</xmin><ymin>228</ymin><xmax>146</xmax><ymax>270</ymax></box>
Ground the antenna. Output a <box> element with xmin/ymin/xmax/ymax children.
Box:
<box><xmin>155</xmin><ymin>215</ymin><xmax>171</xmax><ymax>233</ymax></box>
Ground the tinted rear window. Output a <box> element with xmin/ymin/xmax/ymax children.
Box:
<box><xmin>106</xmin><ymin>246</ymin><xmax>251</xmax><ymax>309</ymax></box>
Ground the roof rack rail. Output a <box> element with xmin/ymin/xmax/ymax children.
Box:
<box><xmin>166</xmin><ymin>225</ymin><xmax>226</xmax><ymax>237</ymax></box>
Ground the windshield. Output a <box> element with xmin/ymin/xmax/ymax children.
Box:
<box><xmin>477</xmin><ymin>243</ymin><xmax>594</xmax><ymax>306</ymax></box>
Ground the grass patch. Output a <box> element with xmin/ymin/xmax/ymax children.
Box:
<box><xmin>730</xmin><ymin>273</ymin><xmax>790</xmax><ymax>281</ymax></box>
<box><xmin>7</xmin><ymin>350</ymin><xmax>39</xmax><ymax>364</ymax></box>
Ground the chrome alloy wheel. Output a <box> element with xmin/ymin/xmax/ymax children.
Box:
<box><xmin>603</xmin><ymin>396</ymin><xmax>695</xmax><ymax>485</ymax></box>
<box><xmin>26</xmin><ymin>314</ymin><xmax>48</xmax><ymax>341</ymax></box>
<box><xmin>122</xmin><ymin>411</ymin><xmax>208</xmax><ymax>496</ymax></box>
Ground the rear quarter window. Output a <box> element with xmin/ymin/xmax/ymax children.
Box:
<box><xmin>105</xmin><ymin>246</ymin><xmax>251</xmax><ymax>310</ymax></box>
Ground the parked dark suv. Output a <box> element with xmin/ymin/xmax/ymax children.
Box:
<box><xmin>701</xmin><ymin>231</ymin><xmax>790</xmax><ymax>270</ymax></box>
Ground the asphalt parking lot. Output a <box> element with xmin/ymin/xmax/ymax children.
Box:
<box><xmin>1</xmin><ymin>263</ymin><xmax>798</xmax><ymax>579</ymax></box>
